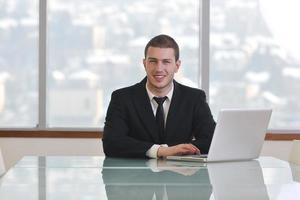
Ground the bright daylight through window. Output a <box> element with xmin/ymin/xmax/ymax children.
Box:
<box><xmin>0</xmin><ymin>0</ymin><xmax>299</xmax><ymax>130</ymax></box>
<box><xmin>47</xmin><ymin>0</ymin><xmax>199</xmax><ymax>127</ymax></box>
<box><xmin>210</xmin><ymin>0</ymin><xmax>300</xmax><ymax>129</ymax></box>
<box><xmin>0</xmin><ymin>0</ymin><xmax>38</xmax><ymax>127</ymax></box>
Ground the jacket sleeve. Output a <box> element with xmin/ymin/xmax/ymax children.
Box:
<box><xmin>191</xmin><ymin>91</ymin><xmax>216</xmax><ymax>154</ymax></box>
<box><xmin>102</xmin><ymin>91</ymin><xmax>153</xmax><ymax>158</ymax></box>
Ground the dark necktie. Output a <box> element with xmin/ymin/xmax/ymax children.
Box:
<box><xmin>153</xmin><ymin>96</ymin><xmax>167</xmax><ymax>143</ymax></box>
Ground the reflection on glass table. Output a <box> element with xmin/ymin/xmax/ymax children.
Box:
<box><xmin>207</xmin><ymin>160</ymin><xmax>268</xmax><ymax>200</ymax></box>
<box><xmin>1</xmin><ymin>156</ymin><xmax>300</xmax><ymax>200</ymax></box>
<box><xmin>102</xmin><ymin>157</ymin><xmax>212</xmax><ymax>200</ymax></box>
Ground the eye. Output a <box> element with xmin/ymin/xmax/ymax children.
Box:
<box><xmin>163</xmin><ymin>60</ymin><xmax>171</xmax><ymax>64</ymax></box>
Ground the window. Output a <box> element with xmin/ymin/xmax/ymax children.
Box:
<box><xmin>0</xmin><ymin>0</ymin><xmax>38</xmax><ymax>127</ymax></box>
<box><xmin>1</xmin><ymin>0</ymin><xmax>300</xmax><ymax>131</ymax></box>
<box><xmin>210</xmin><ymin>0</ymin><xmax>300</xmax><ymax>129</ymax></box>
<box><xmin>47</xmin><ymin>0</ymin><xmax>199</xmax><ymax>127</ymax></box>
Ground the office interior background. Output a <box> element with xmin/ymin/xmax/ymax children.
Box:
<box><xmin>0</xmin><ymin>0</ymin><xmax>299</xmax><ymax>168</ymax></box>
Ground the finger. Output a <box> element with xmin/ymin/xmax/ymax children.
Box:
<box><xmin>175</xmin><ymin>149</ymin><xmax>191</xmax><ymax>156</ymax></box>
<box><xmin>182</xmin><ymin>144</ymin><xmax>198</xmax><ymax>152</ymax></box>
<box><xmin>180</xmin><ymin>147</ymin><xmax>196</xmax><ymax>155</ymax></box>
<box><xmin>187</xmin><ymin>144</ymin><xmax>200</xmax><ymax>154</ymax></box>
<box><xmin>175</xmin><ymin>144</ymin><xmax>199</xmax><ymax>155</ymax></box>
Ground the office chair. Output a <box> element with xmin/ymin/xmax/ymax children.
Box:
<box><xmin>289</xmin><ymin>140</ymin><xmax>300</xmax><ymax>165</ymax></box>
<box><xmin>0</xmin><ymin>147</ymin><xmax>5</xmax><ymax>176</ymax></box>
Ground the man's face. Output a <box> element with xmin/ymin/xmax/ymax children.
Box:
<box><xmin>143</xmin><ymin>47</ymin><xmax>181</xmax><ymax>94</ymax></box>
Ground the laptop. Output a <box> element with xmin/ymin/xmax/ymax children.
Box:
<box><xmin>166</xmin><ymin>109</ymin><xmax>272</xmax><ymax>162</ymax></box>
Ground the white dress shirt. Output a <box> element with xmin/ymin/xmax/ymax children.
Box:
<box><xmin>145</xmin><ymin>82</ymin><xmax>174</xmax><ymax>158</ymax></box>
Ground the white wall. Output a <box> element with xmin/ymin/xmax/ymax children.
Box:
<box><xmin>0</xmin><ymin>138</ymin><xmax>293</xmax><ymax>170</ymax></box>
<box><xmin>0</xmin><ymin>138</ymin><xmax>104</xmax><ymax>169</ymax></box>
<box><xmin>260</xmin><ymin>140</ymin><xmax>293</xmax><ymax>161</ymax></box>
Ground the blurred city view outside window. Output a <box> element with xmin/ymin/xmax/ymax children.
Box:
<box><xmin>210</xmin><ymin>0</ymin><xmax>300</xmax><ymax>129</ymax></box>
<box><xmin>0</xmin><ymin>0</ymin><xmax>38</xmax><ymax>127</ymax></box>
<box><xmin>1</xmin><ymin>0</ymin><xmax>300</xmax><ymax>130</ymax></box>
<box><xmin>47</xmin><ymin>0</ymin><xmax>199</xmax><ymax>127</ymax></box>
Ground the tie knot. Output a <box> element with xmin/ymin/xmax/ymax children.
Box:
<box><xmin>153</xmin><ymin>96</ymin><xmax>167</xmax><ymax>106</ymax></box>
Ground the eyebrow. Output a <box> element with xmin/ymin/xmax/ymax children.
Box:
<box><xmin>147</xmin><ymin>57</ymin><xmax>172</xmax><ymax>61</ymax></box>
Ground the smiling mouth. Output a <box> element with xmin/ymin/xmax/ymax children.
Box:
<box><xmin>153</xmin><ymin>75</ymin><xmax>165</xmax><ymax>81</ymax></box>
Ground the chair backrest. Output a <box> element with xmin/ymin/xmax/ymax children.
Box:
<box><xmin>0</xmin><ymin>147</ymin><xmax>5</xmax><ymax>176</ymax></box>
<box><xmin>289</xmin><ymin>140</ymin><xmax>300</xmax><ymax>165</ymax></box>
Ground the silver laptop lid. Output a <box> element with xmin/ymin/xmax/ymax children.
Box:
<box><xmin>207</xmin><ymin>109</ymin><xmax>272</xmax><ymax>162</ymax></box>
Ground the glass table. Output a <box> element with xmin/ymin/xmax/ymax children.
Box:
<box><xmin>0</xmin><ymin>156</ymin><xmax>300</xmax><ymax>200</ymax></box>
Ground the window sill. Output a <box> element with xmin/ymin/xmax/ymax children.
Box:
<box><xmin>0</xmin><ymin>130</ymin><xmax>300</xmax><ymax>140</ymax></box>
<box><xmin>0</xmin><ymin>130</ymin><xmax>102</xmax><ymax>138</ymax></box>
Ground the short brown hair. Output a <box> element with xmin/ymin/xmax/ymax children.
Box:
<box><xmin>144</xmin><ymin>34</ymin><xmax>180</xmax><ymax>61</ymax></box>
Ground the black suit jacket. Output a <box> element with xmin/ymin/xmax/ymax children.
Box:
<box><xmin>103</xmin><ymin>78</ymin><xmax>216</xmax><ymax>158</ymax></box>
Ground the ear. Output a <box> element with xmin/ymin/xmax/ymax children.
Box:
<box><xmin>175</xmin><ymin>60</ymin><xmax>181</xmax><ymax>73</ymax></box>
<box><xmin>143</xmin><ymin>58</ymin><xmax>146</xmax><ymax>69</ymax></box>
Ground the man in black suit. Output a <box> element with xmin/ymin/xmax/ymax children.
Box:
<box><xmin>103</xmin><ymin>34</ymin><xmax>216</xmax><ymax>158</ymax></box>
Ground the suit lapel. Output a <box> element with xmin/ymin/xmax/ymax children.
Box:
<box><xmin>132</xmin><ymin>78</ymin><xmax>160</xmax><ymax>142</ymax></box>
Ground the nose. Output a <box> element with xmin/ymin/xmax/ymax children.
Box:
<box><xmin>155</xmin><ymin>61</ymin><xmax>164</xmax><ymax>71</ymax></box>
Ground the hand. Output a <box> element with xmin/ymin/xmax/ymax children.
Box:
<box><xmin>157</xmin><ymin>143</ymin><xmax>200</xmax><ymax>157</ymax></box>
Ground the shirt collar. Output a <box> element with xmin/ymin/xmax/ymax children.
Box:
<box><xmin>146</xmin><ymin>81</ymin><xmax>174</xmax><ymax>101</ymax></box>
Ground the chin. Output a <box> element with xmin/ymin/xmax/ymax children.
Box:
<box><xmin>152</xmin><ymin>80</ymin><xmax>166</xmax><ymax>86</ymax></box>
<box><xmin>154</xmin><ymin>83</ymin><xmax>169</xmax><ymax>90</ymax></box>
<box><xmin>148</xmin><ymin>77</ymin><xmax>171</xmax><ymax>90</ymax></box>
